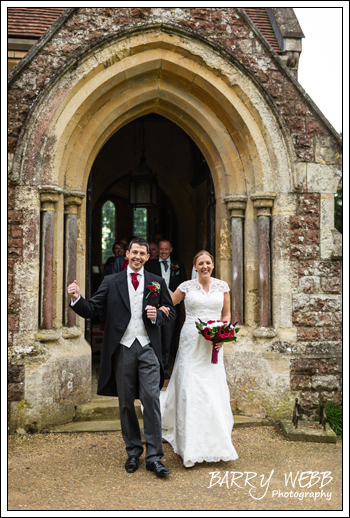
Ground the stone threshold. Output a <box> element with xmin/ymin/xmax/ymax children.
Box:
<box><xmin>48</xmin><ymin>415</ymin><xmax>273</xmax><ymax>434</ymax></box>
<box><xmin>279</xmin><ymin>419</ymin><xmax>337</xmax><ymax>443</ymax></box>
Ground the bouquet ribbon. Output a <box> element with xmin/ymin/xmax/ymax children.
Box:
<box><xmin>211</xmin><ymin>341</ymin><xmax>218</xmax><ymax>364</ymax></box>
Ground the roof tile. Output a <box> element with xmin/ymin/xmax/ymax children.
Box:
<box><xmin>8</xmin><ymin>8</ymin><xmax>66</xmax><ymax>38</ymax></box>
<box><xmin>242</xmin><ymin>8</ymin><xmax>281</xmax><ymax>52</ymax></box>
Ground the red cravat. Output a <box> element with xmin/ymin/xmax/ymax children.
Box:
<box><xmin>130</xmin><ymin>272</ymin><xmax>139</xmax><ymax>290</ymax></box>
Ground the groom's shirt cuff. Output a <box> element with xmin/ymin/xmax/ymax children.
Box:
<box><xmin>70</xmin><ymin>295</ymin><xmax>81</xmax><ymax>306</ymax></box>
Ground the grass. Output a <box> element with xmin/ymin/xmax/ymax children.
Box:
<box><xmin>325</xmin><ymin>402</ymin><xmax>343</xmax><ymax>438</ymax></box>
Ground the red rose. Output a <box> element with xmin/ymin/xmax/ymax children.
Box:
<box><xmin>207</xmin><ymin>320</ymin><xmax>216</xmax><ymax>324</ymax></box>
<box><xmin>228</xmin><ymin>331</ymin><xmax>235</xmax><ymax>339</ymax></box>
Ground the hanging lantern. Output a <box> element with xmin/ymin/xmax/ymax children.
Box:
<box><xmin>129</xmin><ymin>154</ymin><xmax>157</xmax><ymax>207</ymax></box>
<box><xmin>129</xmin><ymin>118</ymin><xmax>157</xmax><ymax>207</ymax></box>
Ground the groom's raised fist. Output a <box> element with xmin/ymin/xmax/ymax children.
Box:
<box><xmin>67</xmin><ymin>280</ymin><xmax>80</xmax><ymax>301</ymax></box>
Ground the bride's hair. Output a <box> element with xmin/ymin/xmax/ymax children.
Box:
<box><xmin>193</xmin><ymin>250</ymin><xmax>214</xmax><ymax>266</ymax></box>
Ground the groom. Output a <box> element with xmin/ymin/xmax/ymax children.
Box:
<box><xmin>67</xmin><ymin>237</ymin><xmax>176</xmax><ymax>477</ymax></box>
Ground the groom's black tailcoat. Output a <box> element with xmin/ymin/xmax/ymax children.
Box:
<box><xmin>69</xmin><ymin>269</ymin><xmax>176</xmax><ymax>397</ymax></box>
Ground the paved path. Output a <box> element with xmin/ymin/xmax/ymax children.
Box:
<box><xmin>8</xmin><ymin>426</ymin><xmax>342</xmax><ymax>511</ymax></box>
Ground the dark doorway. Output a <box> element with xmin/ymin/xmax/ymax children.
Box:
<box><xmin>85</xmin><ymin>114</ymin><xmax>215</xmax><ymax>354</ymax></box>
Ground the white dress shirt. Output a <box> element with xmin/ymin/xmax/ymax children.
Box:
<box><xmin>159</xmin><ymin>256</ymin><xmax>172</xmax><ymax>294</ymax></box>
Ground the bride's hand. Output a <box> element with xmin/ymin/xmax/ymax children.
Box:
<box><xmin>215</xmin><ymin>342</ymin><xmax>223</xmax><ymax>351</ymax></box>
<box><xmin>159</xmin><ymin>306</ymin><xmax>170</xmax><ymax>316</ymax></box>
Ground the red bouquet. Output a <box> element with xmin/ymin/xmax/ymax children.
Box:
<box><xmin>195</xmin><ymin>319</ymin><xmax>240</xmax><ymax>364</ymax></box>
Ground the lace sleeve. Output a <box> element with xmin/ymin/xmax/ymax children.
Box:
<box><xmin>223</xmin><ymin>281</ymin><xmax>230</xmax><ymax>293</ymax></box>
<box><xmin>178</xmin><ymin>281</ymin><xmax>189</xmax><ymax>293</ymax></box>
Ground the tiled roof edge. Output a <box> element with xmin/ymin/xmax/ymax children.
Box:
<box><xmin>236</xmin><ymin>8</ymin><xmax>341</xmax><ymax>145</ymax></box>
<box><xmin>8</xmin><ymin>8</ymin><xmax>77</xmax><ymax>87</ymax></box>
<box><xmin>242</xmin><ymin>8</ymin><xmax>281</xmax><ymax>52</ymax></box>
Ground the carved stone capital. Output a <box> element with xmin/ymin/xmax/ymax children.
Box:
<box><xmin>40</xmin><ymin>191</ymin><xmax>61</xmax><ymax>212</ymax></box>
<box><xmin>251</xmin><ymin>194</ymin><xmax>276</xmax><ymax>216</ymax></box>
<box><xmin>224</xmin><ymin>195</ymin><xmax>248</xmax><ymax>218</ymax></box>
<box><xmin>64</xmin><ymin>195</ymin><xmax>83</xmax><ymax>214</ymax></box>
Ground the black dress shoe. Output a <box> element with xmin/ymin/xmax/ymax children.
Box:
<box><xmin>125</xmin><ymin>456</ymin><xmax>139</xmax><ymax>473</ymax></box>
<box><xmin>146</xmin><ymin>460</ymin><xmax>170</xmax><ymax>477</ymax></box>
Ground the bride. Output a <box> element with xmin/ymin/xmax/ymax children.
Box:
<box><xmin>159</xmin><ymin>250</ymin><xmax>239</xmax><ymax>468</ymax></box>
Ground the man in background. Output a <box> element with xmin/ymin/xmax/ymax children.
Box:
<box><xmin>145</xmin><ymin>240</ymin><xmax>186</xmax><ymax>378</ymax></box>
<box><xmin>148</xmin><ymin>242</ymin><xmax>159</xmax><ymax>261</ymax></box>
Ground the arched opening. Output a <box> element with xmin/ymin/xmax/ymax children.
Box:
<box><xmin>86</xmin><ymin>113</ymin><xmax>215</xmax><ymax>387</ymax></box>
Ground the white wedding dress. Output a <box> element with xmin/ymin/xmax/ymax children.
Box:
<box><xmin>160</xmin><ymin>278</ymin><xmax>239</xmax><ymax>466</ymax></box>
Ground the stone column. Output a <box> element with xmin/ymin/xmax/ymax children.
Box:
<box><xmin>251</xmin><ymin>194</ymin><xmax>276</xmax><ymax>331</ymax></box>
<box><xmin>224</xmin><ymin>196</ymin><xmax>247</xmax><ymax>325</ymax></box>
<box><xmin>40</xmin><ymin>191</ymin><xmax>60</xmax><ymax>329</ymax></box>
<box><xmin>64</xmin><ymin>195</ymin><xmax>83</xmax><ymax>327</ymax></box>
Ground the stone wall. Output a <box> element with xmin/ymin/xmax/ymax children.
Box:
<box><xmin>8</xmin><ymin>185</ymin><xmax>23</xmax><ymax>345</ymax></box>
<box><xmin>288</xmin><ymin>192</ymin><xmax>342</xmax><ymax>407</ymax></box>
<box><xmin>292</xmin><ymin>193</ymin><xmax>342</xmax><ymax>342</ymax></box>
<box><xmin>290</xmin><ymin>357</ymin><xmax>342</xmax><ymax>407</ymax></box>
<box><xmin>8</xmin><ymin>364</ymin><xmax>25</xmax><ymax>402</ymax></box>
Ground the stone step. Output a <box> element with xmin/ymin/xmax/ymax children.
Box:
<box><xmin>76</xmin><ymin>394</ymin><xmax>273</xmax><ymax>428</ymax></box>
<box><xmin>49</xmin><ymin>419</ymin><xmax>125</xmax><ymax>433</ymax></box>
<box><xmin>49</xmin><ymin>415</ymin><xmax>272</xmax><ymax>434</ymax></box>
<box><xmin>76</xmin><ymin>397</ymin><xmax>143</xmax><ymax>421</ymax></box>
<box><xmin>233</xmin><ymin>416</ymin><xmax>273</xmax><ymax>428</ymax></box>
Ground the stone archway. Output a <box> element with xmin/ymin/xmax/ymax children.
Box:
<box><xmin>10</xmin><ymin>26</ymin><xmax>297</xmax><ymax>430</ymax></box>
